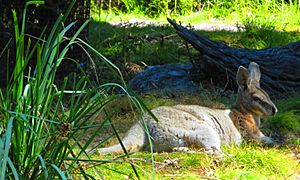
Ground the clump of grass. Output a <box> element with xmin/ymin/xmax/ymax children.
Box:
<box><xmin>0</xmin><ymin>1</ymin><xmax>149</xmax><ymax>179</ymax></box>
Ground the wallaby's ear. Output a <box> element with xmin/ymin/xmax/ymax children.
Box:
<box><xmin>236</xmin><ymin>65</ymin><xmax>249</xmax><ymax>88</ymax></box>
<box><xmin>248</xmin><ymin>62</ymin><xmax>261</xmax><ymax>87</ymax></box>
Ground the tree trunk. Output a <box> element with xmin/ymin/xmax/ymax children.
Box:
<box><xmin>167</xmin><ymin>18</ymin><xmax>300</xmax><ymax>96</ymax></box>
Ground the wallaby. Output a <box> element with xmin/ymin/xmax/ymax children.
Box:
<box><xmin>99</xmin><ymin>62</ymin><xmax>277</xmax><ymax>154</ymax></box>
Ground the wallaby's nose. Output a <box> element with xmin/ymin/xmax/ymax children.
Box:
<box><xmin>272</xmin><ymin>106</ymin><xmax>278</xmax><ymax>115</ymax></box>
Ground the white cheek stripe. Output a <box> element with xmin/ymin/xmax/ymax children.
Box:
<box><xmin>224</xmin><ymin>109</ymin><xmax>231</xmax><ymax>117</ymax></box>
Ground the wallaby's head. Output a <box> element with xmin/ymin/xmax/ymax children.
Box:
<box><xmin>235</xmin><ymin>62</ymin><xmax>277</xmax><ymax>116</ymax></box>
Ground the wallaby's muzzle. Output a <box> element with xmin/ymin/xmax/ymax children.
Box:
<box><xmin>271</xmin><ymin>105</ymin><xmax>278</xmax><ymax>116</ymax></box>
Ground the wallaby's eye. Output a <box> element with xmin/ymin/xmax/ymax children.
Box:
<box><xmin>253</xmin><ymin>96</ymin><xmax>262</xmax><ymax>102</ymax></box>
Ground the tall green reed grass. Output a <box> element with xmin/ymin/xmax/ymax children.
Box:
<box><xmin>0</xmin><ymin>1</ymin><xmax>153</xmax><ymax>179</ymax></box>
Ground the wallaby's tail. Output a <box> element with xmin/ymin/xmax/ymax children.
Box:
<box><xmin>98</xmin><ymin>123</ymin><xmax>147</xmax><ymax>154</ymax></box>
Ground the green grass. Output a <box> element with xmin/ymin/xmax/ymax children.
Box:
<box><xmin>92</xmin><ymin>8</ymin><xmax>300</xmax><ymax>29</ymax></box>
<box><xmin>86</xmin><ymin>143</ymin><xmax>299</xmax><ymax>179</ymax></box>
<box><xmin>175</xmin><ymin>1</ymin><xmax>300</xmax><ymax>31</ymax></box>
<box><xmin>91</xmin><ymin>0</ymin><xmax>300</xmax><ymax>31</ymax></box>
<box><xmin>219</xmin><ymin>144</ymin><xmax>298</xmax><ymax>179</ymax></box>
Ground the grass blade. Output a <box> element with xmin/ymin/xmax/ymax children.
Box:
<box><xmin>0</xmin><ymin>117</ymin><xmax>14</xmax><ymax>180</ymax></box>
<box><xmin>50</xmin><ymin>164</ymin><xmax>67</xmax><ymax>180</ymax></box>
<box><xmin>38</xmin><ymin>155</ymin><xmax>49</xmax><ymax>179</ymax></box>
<box><xmin>7</xmin><ymin>159</ymin><xmax>19</xmax><ymax>180</ymax></box>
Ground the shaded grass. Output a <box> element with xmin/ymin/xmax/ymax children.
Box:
<box><xmin>87</xmin><ymin>20</ymin><xmax>193</xmax><ymax>66</ymax></box>
<box><xmin>88</xmin><ymin>18</ymin><xmax>300</xmax><ymax>84</ymax></box>
<box><xmin>264</xmin><ymin>95</ymin><xmax>300</xmax><ymax>144</ymax></box>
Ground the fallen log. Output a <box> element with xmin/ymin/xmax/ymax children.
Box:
<box><xmin>167</xmin><ymin>18</ymin><xmax>300</xmax><ymax>96</ymax></box>
<box><xmin>129</xmin><ymin>63</ymin><xmax>198</xmax><ymax>94</ymax></box>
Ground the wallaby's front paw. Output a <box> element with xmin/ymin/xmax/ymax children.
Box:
<box><xmin>173</xmin><ymin>147</ymin><xmax>196</xmax><ymax>153</ymax></box>
<box><xmin>261</xmin><ymin>136</ymin><xmax>274</xmax><ymax>145</ymax></box>
<box><xmin>205</xmin><ymin>147</ymin><xmax>223</xmax><ymax>155</ymax></box>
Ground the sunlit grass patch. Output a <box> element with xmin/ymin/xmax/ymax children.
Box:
<box><xmin>86</xmin><ymin>143</ymin><xmax>299</xmax><ymax>179</ymax></box>
<box><xmin>91</xmin><ymin>0</ymin><xmax>300</xmax><ymax>32</ymax></box>
<box><xmin>218</xmin><ymin>143</ymin><xmax>299</xmax><ymax>179</ymax></box>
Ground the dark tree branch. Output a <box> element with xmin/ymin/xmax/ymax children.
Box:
<box><xmin>168</xmin><ymin>18</ymin><xmax>300</xmax><ymax>96</ymax></box>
